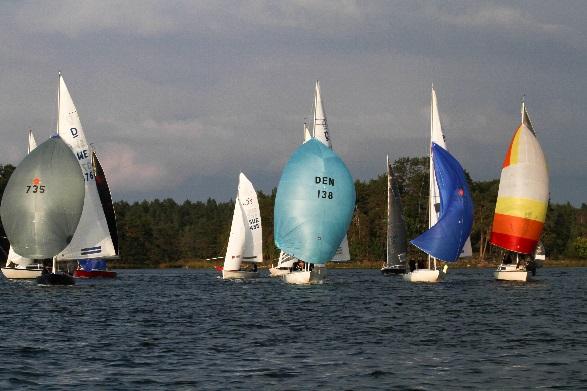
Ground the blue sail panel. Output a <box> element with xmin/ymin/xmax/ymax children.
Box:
<box><xmin>410</xmin><ymin>143</ymin><xmax>473</xmax><ymax>262</ymax></box>
<box><xmin>78</xmin><ymin>259</ymin><xmax>107</xmax><ymax>271</ymax></box>
<box><xmin>274</xmin><ymin>139</ymin><xmax>355</xmax><ymax>264</ymax></box>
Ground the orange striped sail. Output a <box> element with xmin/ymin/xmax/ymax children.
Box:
<box><xmin>490</xmin><ymin>103</ymin><xmax>549</xmax><ymax>254</ymax></box>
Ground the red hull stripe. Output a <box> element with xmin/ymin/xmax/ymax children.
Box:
<box><xmin>73</xmin><ymin>270</ymin><xmax>117</xmax><ymax>278</ymax></box>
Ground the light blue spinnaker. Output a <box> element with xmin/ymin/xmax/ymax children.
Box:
<box><xmin>274</xmin><ymin>139</ymin><xmax>356</xmax><ymax>263</ymax></box>
<box><xmin>410</xmin><ymin>143</ymin><xmax>473</xmax><ymax>262</ymax></box>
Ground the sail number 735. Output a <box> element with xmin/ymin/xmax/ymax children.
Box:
<box><xmin>26</xmin><ymin>185</ymin><xmax>46</xmax><ymax>193</ymax></box>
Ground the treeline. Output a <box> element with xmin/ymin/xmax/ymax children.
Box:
<box><xmin>0</xmin><ymin>159</ymin><xmax>586</xmax><ymax>266</ymax></box>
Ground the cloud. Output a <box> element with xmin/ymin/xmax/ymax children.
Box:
<box><xmin>0</xmin><ymin>1</ymin><xmax>585</xmax><ymax>205</ymax></box>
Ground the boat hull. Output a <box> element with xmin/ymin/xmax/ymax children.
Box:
<box><xmin>222</xmin><ymin>270</ymin><xmax>259</xmax><ymax>280</ymax></box>
<box><xmin>403</xmin><ymin>269</ymin><xmax>440</xmax><ymax>283</ymax></box>
<box><xmin>283</xmin><ymin>267</ymin><xmax>326</xmax><ymax>284</ymax></box>
<box><xmin>494</xmin><ymin>264</ymin><xmax>530</xmax><ymax>281</ymax></box>
<box><xmin>381</xmin><ymin>265</ymin><xmax>406</xmax><ymax>276</ymax></box>
<box><xmin>74</xmin><ymin>269</ymin><xmax>117</xmax><ymax>279</ymax></box>
<box><xmin>1</xmin><ymin>266</ymin><xmax>43</xmax><ymax>279</ymax></box>
<box><xmin>268</xmin><ymin>267</ymin><xmax>291</xmax><ymax>277</ymax></box>
<box><xmin>36</xmin><ymin>273</ymin><xmax>75</xmax><ymax>286</ymax></box>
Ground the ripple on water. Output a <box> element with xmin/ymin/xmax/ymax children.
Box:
<box><xmin>0</xmin><ymin>268</ymin><xmax>586</xmax><ymax>390</ymax></box>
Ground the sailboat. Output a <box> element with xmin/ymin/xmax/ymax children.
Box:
<box><xmin>274</xmin><ymin>138</ymin><xmax>355</xmax><ymax>284</ymax></box>
<box><xmin>404</xmin><ymin>87</ymin><xmax>473</xmax><ymax>282</ymax></box>
<box><xmin>381</xmin><ymin>155</ymin><xmax>408</xmax><ymax>275</ymax></box>
<box><xmin>73</xmin><ymin>151</ymin><xmax>118</xmax><ymax>278</ymax></box>
<box><xmin>490</xmin><ymin>101</ymin><xmax>548</xmax><ymax>281</ymax></box>
<box><xmin>269</xmin><ymin>82</ymin><xmax>351</xmax><ymax>277</ymax></box>
<box><xmin>1</xmin><ymin>130</ymin><xmax>48</xmax><ymax>279</ymax></box>
<box><xmin>53</xmin><ymin>74</ymin><xmax>119</xmax><ymax>276</ymax></box>
<box><xmin>222</xmin><ymin>173</ymin><xmax>263</xmax><ymax>280</ymax></box>
<box><xmin>0</xmin><ymin>136</ymin><xmax>85</xmax><ymax>285</ymax></box>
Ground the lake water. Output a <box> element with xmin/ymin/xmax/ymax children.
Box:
<box><xmin>0</xmin><ymin>268</ymin><xmax>585</xmax><ymax>390</ymax></box>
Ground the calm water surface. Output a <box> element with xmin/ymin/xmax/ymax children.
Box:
<box><xmin>0</xmin><ymin>268</ymin><xmax>585</xmax><ymax>390</ymax></box>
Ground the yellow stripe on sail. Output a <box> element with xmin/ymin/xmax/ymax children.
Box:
<box><xmin>495</xmin><ymin>196</ymin><xmax>548</xmax><ymax>222</ymax></box>
<box><xmin>508</xmin><ymin>127</ymin><xmax>523</xmax><ymax>165</ymax></box>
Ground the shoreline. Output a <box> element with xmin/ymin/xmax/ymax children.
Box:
<box><xmin>110</xmin><ymin>258</ymin><xmax>587</xmax><ymax>270</ymax></box>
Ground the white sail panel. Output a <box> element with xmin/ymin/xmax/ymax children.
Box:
<box><xmin>277</xmin><ymin>251</ymin><xmax>298</xmax><ymax>268</ymax></box>
<box><xmin>429</xmin><ymin>86</ymin><xmax>446</xmax><ymax>228</ymax></box>
<box><xmin>27</xmin><ymin>130</ymin><xmax>37</xmax><ymax>154</ymax></box>
<box><xmin>238</xmin><ymin>173</ymin><xmax>263</xmax><ymax>263</ymax></box>
<box><xmin>224</xmin><ymin>200</ymin><xmax>246</xmax><ymax>271</ymax></box>
<box><xmin>313</xmin><ymin>80</ymin><xmax>332</xmax><ymax>148</ymax></box>
<box><xmin>55</xmin><ymin>74</ymin><xmax>116</xmax><ymax>260</ymax></box>
<box><xmin>331</xmin><ymin>235</ymin><xmax>350</xmax><ymax>262</ymax></box>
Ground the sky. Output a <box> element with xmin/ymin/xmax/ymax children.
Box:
<box><xmin>0</xmin><ymin>1</ymin><xmax>585</xmax><ymax>206</ymax></box>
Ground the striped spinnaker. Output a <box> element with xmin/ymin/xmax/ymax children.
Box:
<box><xmin>490</xmin><ymin>121</ymin><xmax>548</xmax><ymax>254</ymax></box>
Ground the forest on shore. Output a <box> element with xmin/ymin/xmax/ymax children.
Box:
<box><xmin>1</xmin><ymin>157</ymin><xmax>586</xmax><ymax>268</ymax></box>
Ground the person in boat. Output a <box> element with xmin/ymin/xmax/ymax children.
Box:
<box><xmin>409</xmin><ymin>259</ymin><xmax>416</xmax><ymax>272</ymax></box>
<box><xmin>502</xmin><ymin>252</ymin><xmax>513</xmax><ymax>265</ymax></box>
<box><xmin>252</xmin><ymin>263</ymin><xmax>258</xmax><ymax>272</ymax></box>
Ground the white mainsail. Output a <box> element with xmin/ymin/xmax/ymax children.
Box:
<box><xmin>312</xmin><ymin>80</ymin><xmax>350</xmax><ymax>261</ymax></box>
<box><xmin>54</xmin><ymin>74</ymin><xmax>116</xmax><ymax>260</ymax></box>
<box><xmin>313</xmin><ymin>80</ymin><xmax>332</xmax><ymax>148</ymax></box>
<box><xmin>5</xmin><ymin>130</ymin><xmax>38</xmax><ymax>267</ymax></box>
<box><xmin>223</xmin><ymin>173</ymin><xmax>263</xmax><ymax>271</ymax></box>
<box><xmin>429</xmin><ymin>86</ymin><xmax>472</xmax><ymax>258</ymax></box>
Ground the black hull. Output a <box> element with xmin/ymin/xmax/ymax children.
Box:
<box><xmin>36</xmin><ymin>273</ymin><xmax>75</xmax><ymax>286</ymax></box>
<box><xmin>381</xmin><ymin>266</ymin><xmax>406</xmax><ymax>276</ymax></box>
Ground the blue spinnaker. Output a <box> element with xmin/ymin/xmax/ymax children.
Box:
<box><xmin>411</xmin><ymin>143</ymin><xmax>473</xmax><ymax>261</ymax></box>
<box><xmin>274</xmin><ymin>139</ymin><xmax>355</xmax><ymax>263</ymax></box>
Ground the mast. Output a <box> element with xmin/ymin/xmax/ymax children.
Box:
<box><xmin>428</xmin><ymin>86</ymin><xmax>435</xmax><ymax>270</ymax></box>
<box><xmin>386</xmin><ymin>155</ymin><xmax>391</xmax><ymax>267</ymax></box>
<box><xmin>57</xmin><ymin>71</ymin><xmax>61</xmax><ymax>135</ymax></box>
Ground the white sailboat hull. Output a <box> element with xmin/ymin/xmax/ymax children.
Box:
<box><xmin>268</xmin><ymin>266</ymin><xmax>291</xmax><ymax>277</ymax></box>
<box><xmin>222</xmin><ymin>270</ymin><xmax>259</xmax><ymax>280</ymax></box>
<box><xmin>283</xmin><ymin>268</ymin><xmax>326</xmax><ymax>284</ymax></box>
<box><xmin>1</xmin><ymin>266</ymin><xmax>44</xmax><ymax>279</ymax></box>
<box><xmin>403</xmin><ymin>269</ymin><xmax>440</xmax><ymax>283</ymax></box>
<box><xmin>494</xmin><ymin>264</ymin><xmax>530</xmax><ymax>281</ymax></box>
